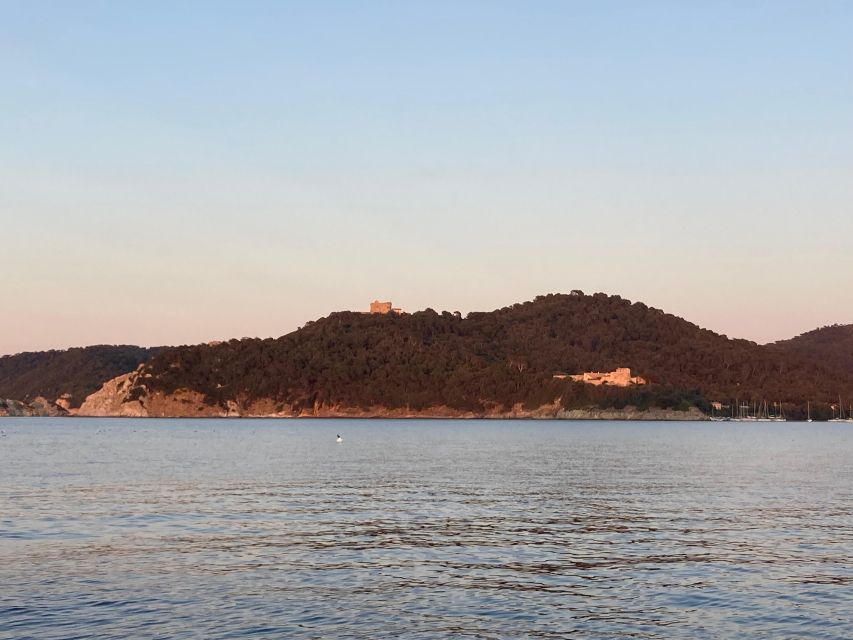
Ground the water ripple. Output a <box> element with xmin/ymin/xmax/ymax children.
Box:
<box><xmin>1</xmin><ymin>418</ymin><xmax>852</xmax><ymax>638</ymax></box>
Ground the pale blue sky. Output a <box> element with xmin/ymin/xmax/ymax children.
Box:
<box><xmin>2</xmin><ymin>1</ymin><xmax>852</xmax><ymax>354</ymax></box>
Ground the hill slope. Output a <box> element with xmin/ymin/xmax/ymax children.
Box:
<box><xmin>80</xmin><ymin>293</ymin><xmax>853</xmax><ymax>418</ymax></box>
<box><xmin>770</xmin><ymin>325</ymin><xmax>853</xmax><ymax>377</ymax></box>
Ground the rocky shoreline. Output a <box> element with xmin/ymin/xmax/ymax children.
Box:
<box><xmin>2</xmin><ymin>395</ymin><xmax>706</xmax><ymax>421</ymax></box>
<box><xmin>1</xmin><ymin>367</ymin><xmax>706</xmax><ymax>420</ymax></box>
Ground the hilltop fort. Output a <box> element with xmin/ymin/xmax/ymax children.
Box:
<box><xmin>369</xmin><ymin>300</ymin><xmax>403</xmax><ymax>314</ymax></box>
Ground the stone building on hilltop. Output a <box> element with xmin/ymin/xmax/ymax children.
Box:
<box><xmin>369</xmin><ymin>300</ymin><xmax>403</xmax><ymax>314</ymax></box>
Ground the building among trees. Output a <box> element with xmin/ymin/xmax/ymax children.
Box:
<box><xmin>554</xmin><ymin>367</ymin><xmax>646</xmax><ymax>387</ymax></box>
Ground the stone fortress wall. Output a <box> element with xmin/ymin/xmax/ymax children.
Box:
<box><xmin>554</xmin><ymin>367</ymin><xmax>646</xmax><ymax>387</ymax></box>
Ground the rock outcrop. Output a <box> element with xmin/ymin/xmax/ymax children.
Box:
<box><xmin>0</xmin><ymin>396</ymin><xmax>69</xmax><ymax>417</ymax></box>
<box><xmin>28</xmin><ymin>396</ymin><xmax>68</xmax><ymax>417</ymax></box>
<box><xmin>77</xmin><ymin>368</ymin><xmax>226</xmax><ymax>417</ymax></box>
<box><xmin>77</xmin><ymin>369</ymin><xmax>148</xmax><ymax>417</ymax></box>
<box><xmin>0</xmin><ymin>398</ymin><xmax>33</xmax><ymax>417</ymax></box>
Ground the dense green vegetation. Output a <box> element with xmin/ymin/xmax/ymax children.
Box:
<box><xmin>131</xmin><ymin>293</ymin><xmax>853</xmax><ymax>416</ymax></box>
<box><xmin>0</xmin><ymin>345</ymin><xmax>166</xmax><ymax>407</ymax></box>
<box><xmin>771</xmin><ymin>324</ymin><xmax>853</xmax><ymax>376</ymax></box>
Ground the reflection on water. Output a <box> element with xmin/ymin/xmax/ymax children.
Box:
<box><xmin>1</xmin><ymin>418</ymin><xmax>852</xmax><ymax>638</ymax></box>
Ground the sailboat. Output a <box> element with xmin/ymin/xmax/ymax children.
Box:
<box><xmin>730</xmin><ymin>399</ymin><xmax>757</xmax><ymax>422</ymax></box>
<box><xmin>769</xmin><ymin>401</ymin><xmax>786</xmax><ymax>422</ymax></box>
<box><xmin>828</xmin><ymin>398</ymin><xmax>853</xmax><ymax>422</ymax></box>
<box><xmin>807</xmin><ymin>402</ymin><xmax>813</xmax><ymax>423</ymax></box>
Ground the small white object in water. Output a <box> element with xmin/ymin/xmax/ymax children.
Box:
<box><xmin>336</xmin><ymin>434</ymin><xmax>343</xmax><ymax>443</ymax></box>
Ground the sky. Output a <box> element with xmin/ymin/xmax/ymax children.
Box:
<box><xmin>2</xmin><ymin>1</ymin><xmax>852</xmax><ymax>355</ymax></box>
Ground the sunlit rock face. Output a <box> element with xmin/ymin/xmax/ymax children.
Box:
<box><xmin>78</xmin><ymin>368</ymin><xmax>227</xmax><ymax>418</ymax></box>
<box><xmin>78</xmin><ymin>370</ymin><xmax>148</xmax><ymax>417</ymax></box>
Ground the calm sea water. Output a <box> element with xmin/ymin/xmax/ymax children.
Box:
<box><xmin>1</xmin><ymin>418</ymin><xmax>852</xmax><ymax>639</ymax></box>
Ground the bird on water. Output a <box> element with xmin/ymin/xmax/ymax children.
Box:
<box><xmin>336</xmin><ymin>434</ymin><xmax>343</xmax><ymax>443</ymax></box>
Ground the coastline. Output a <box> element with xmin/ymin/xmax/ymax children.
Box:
<box><xmin>1</xmin><ymin>397</ymin><xmax>706</xmax><ymax>421</ymax></box>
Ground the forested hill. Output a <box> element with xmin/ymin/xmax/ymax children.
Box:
<box><xmin>0</xmin><ymin>345</ymin><xmax>166</xmax><ymax>408</ymax></box>
<box><xmin>132</xmin><ymin>293</ymin><xmax>853</xmax><ymax>417</ymax></box>
<box><xmin>770</xmin><ymin>324</ymin><xmax>853</xmax><ymax>376</ymax></box>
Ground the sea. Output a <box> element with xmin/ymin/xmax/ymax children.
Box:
<box><xmin>1</xmin><ymin>418</ymin><xmax>851</xmax><ymax>639</ymax></box>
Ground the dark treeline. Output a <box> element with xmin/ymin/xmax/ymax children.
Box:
<box><xmin>130</xmin><ymin>293</ymin><xmax>853</xmax><ymax>416</ymax></box>
<box><xmin>0</xmin><ymin>345</ymin><xmax>166</xmax><ymax>407</ymax></box>
<box><xmin>771</xmin><ymin>324</ymin><xmax>853</xmax><ymax>376</ymax></box>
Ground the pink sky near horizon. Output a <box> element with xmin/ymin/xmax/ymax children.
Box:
<box><xmin>2</xmin><ymin>3</ymin><xmax>852</xmax><ymax>355</ymax></box>
<box><xmin>1</xmin><ymin>277</ymin><xmax>848</xmax><ymax>356</ymax></box>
